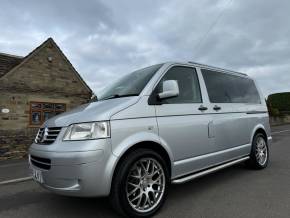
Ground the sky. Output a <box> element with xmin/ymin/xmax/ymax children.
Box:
<box><xmin>1</xmin><ymin>0</ymin><xmax>290</xmax><ymax>97</ymax></box>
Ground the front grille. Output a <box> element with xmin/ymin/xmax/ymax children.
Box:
<box><xmin>30</xmin><ymin>155</ymin><xmax>51</xmax><ymax>170</ymax></box>
<box><xmin>35</xmin><ymin>127</ymin><xmax>62</xmax><ymax>144</ymax></box>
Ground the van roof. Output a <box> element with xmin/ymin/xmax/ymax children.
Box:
<box><xmin>165</xmin><ymin>61</ymin><xmax>248</xmax><ymax>77</ymax></box>
<box><xmin>189</xmin><ymin>61</ymin><xmax>248</xmax><ymax>77</ymax></box>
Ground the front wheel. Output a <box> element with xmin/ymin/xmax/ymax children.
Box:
<box><xmin>247</xmin><ymin>133</ymin><xmax>269</xmax><ymax>169</ymax></box>
<box><xmin>110</xmin><ymin>149</ymin><xmax>169</xmax><ymax>217</ymax></box>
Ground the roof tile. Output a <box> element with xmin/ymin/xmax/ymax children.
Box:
<box><xmin>0</xmin><ymin>53</ymin><xmax>23</xmax><ymax>77</ymax></box>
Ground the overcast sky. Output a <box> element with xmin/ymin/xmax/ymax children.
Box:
<box><xmin>1</xmin><ymin>0</ymin><xmax>290</xmax><ymax>97</ymax></box>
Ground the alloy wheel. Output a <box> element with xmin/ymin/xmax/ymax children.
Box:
<box><xmin>255</xmin><ymin>136</ymin><xmax>268</xmax><ymax>166</ymax></box>
<box><xmin>126</xmin><ymin>158</ymin><xmax>166</xmax><ymax>213</ymax></box>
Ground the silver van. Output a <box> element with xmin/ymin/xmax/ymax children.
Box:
<box><xmin>29</xmin><ymin>62</ymin><xmax>272</xmax><ymax>217</ymax></box>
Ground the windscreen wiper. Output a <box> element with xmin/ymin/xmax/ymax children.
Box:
<box><xmin>102</xmin><ymin>94</ymin><xmax>139</xmax><ymax>100</ymax></box>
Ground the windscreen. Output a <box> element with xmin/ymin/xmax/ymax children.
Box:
<box><xmin>98</xmin><ymin>64</ymin><xmax>163</xmax><ymax>101</ymax></box>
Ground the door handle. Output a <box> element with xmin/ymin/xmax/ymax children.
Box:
<box><xmin>198</xmin><ymin>105</ymin><xmax>208</xmax><ymax>111</ymax></box>
<box><xmin>213</xmin><ymin>105</ymin><xmax>221</xmax><ymax>111</ymax></box>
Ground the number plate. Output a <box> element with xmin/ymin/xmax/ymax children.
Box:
<box><xmin>32</xmin><ymin>168</ymin><xmax>43</xmax><ymax>183</ymax></box>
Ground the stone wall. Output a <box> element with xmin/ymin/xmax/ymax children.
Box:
<box><xmin>269</xmin><ymin>115</ymin><xmax>290</xmax><ymax>126</ymax></box>
<box><xmin>0</xmin><ymin>129</ymin><xmax>37</xmax><ymax>160</ymax></box>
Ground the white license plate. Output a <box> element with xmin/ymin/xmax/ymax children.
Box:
<box><xmin>32</xmin><ymin>168</ymin><xmax>43</xmax><ymax>184</ymax></box>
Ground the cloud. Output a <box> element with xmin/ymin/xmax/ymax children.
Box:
<box><xmin>0</xmin><ymin>0</ymin><xmax>289</xmax><ymax>96</ymax></box>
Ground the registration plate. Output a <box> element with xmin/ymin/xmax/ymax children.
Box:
<box><xmin>32</xmin><ymin>168</ymin><xmax>43</xmax><ymax>184</ymax></box>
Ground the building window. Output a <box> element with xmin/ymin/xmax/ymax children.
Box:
<box><xmin>30</xmin><ymin>102</ymin><xmax>66</xmax><ymax>126</ymax></box>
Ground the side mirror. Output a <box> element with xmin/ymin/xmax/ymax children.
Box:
<box><xmin>157</xmin><ymin>80</ymin><xmax>179</xmax><ymax>100</ymax></box>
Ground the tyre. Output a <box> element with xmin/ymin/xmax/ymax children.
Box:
<box><xmin>247</xmin><ymin>133</ymin><xmax>269</xmax><ymax>169</ymax></box>
<box><xmin>110</xmin><ymin>148</ymin><xmax>169</xmax><ymax>218</ymax></box>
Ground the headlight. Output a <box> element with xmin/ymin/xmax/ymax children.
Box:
<box><xmin>63</xmin><ymin>121</ymin><xmax>110</xmax><ymax>141</ymax></box>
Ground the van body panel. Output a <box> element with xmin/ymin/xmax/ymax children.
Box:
<box><xmin>110</xmin><ymin>96</ymin><xmax>154</xmax><ymax>120</ymax></box>
<box><xmin>110</xmin><ymin>118</ymin><xmax>159</xmax><ymax>156</ymax></box>
<box><xmin>154</xmin><ymin>106</ymin><xmax>214</xmax><ymax>161</ymax></box>
<box><xmin>110</xmin><ymin>95</ymin><xmax>176</xmax><ymax>162</ymax></box>
<box><xmin>209</xmin><ymin>104</ymin><xmax>252</xmax><ymax>150</ymax></box>
<box><xmin>172</xmin><ymin>143</ymin><xmax>251</xmax><ymax>178</ymax></box>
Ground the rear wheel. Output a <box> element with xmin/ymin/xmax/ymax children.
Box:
<box><xmin>110</xmin><ymin>149</ymin><xmax>169</xmax><ymax>217</ymax></box>
<box><xmin>247</xmin><ymin>133</ymin><xmax>269</xmax><ymax>169</ymax></box>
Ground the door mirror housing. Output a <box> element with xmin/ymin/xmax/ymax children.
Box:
<box><xmin>157</xmin><ymin>80</ymin><xmax>179</xmax><ymax>100</ymax></box>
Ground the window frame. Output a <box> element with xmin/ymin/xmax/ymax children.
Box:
<box><xmin>148</xmin><ymin>65</ymin><xmax>203</xmax><ymax>105</ymax></box>
<box><xmin>201</xmin><ymin>68</ymin><xmax>261</xmax><ymax>104</ymax></box>
<box><xmin>29</xmin><ymin>101</ymin><xmax>66</xmax><ymax>126</ymax></box>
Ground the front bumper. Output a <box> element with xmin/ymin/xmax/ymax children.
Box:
<box><xmin>29</xmin><ymin>136</ymin><xmax>117</xmax><ymax>197</ymax></box>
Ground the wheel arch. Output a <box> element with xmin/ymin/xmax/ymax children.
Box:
<box><xmin>251</xmin><ymin>124</ymin><xmax>268</xmax><ymax>144</ymax></box>
<box><xmin>115</xmin><ymin>140</ymin><xmax>172</xmax><ymax>174</ymax></box>
<box><xmin>108</xmin><ymin>140</ymin><xmax>173</xmax><ymax>195</ymax></box>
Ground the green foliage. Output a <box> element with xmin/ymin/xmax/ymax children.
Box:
<box><xmin>267</xmin><ymin>92</ymin><xmax>290</xmax><ymax>115</ymax></box>
<box><xmin>271</xmin><ymin>108</ymin><xmax>280</xmax><ymax>117</ymax></box>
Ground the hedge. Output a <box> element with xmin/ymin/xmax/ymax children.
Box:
<box><xmin>267</xmin><ymin>92</ymin><xmax>290</xmax><ymax>113</ymax></box>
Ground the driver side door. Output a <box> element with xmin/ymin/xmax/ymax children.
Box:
<box><xmin>151</xmin><ymin>65</ymin><xmax>214</xmax><ymax>177</ymax></box>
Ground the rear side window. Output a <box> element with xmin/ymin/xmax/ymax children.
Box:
<box><xmin>157</xmin><ymin>66</ymin><xmax>202</xmax><ymax>104</ymax></box>
<box><xmin>201</xmin><ymin>69</ymin><xmax>261</xmax><ymax>104</ymax></box>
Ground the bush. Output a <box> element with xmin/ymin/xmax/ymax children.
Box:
<box><xmin>267</xmin><ymin>92</ymin><xmax>290</xmax><ymax>116</ymax></box>
<box><xmin>271</xmin><ymin>108</ymin><xmax>280</xmax><ymax>117</ymax></box>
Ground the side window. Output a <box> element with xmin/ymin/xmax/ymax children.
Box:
<box><xmin>157</xmin><ymin>66</ymin><xmax>202</xmax><ymax>104</ymax></box>
<box><xmin>201</xmin><ymin>69</ymin><xmax>261</xmax><ymax>104</ymax></box>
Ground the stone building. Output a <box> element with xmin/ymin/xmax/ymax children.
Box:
<box><xmin>0</xmin><ymin>38</ymin><xmax>93</xmax><ymax>159</ymax></box>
